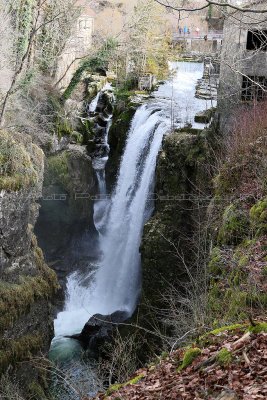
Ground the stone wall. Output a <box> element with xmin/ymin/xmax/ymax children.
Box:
<box><xmin>217</xmin><ymin>1</ymin><xmax>267</xmax><ymax>127</ymax></box>
<box><xmin>55</xmin><ymin>2</ymin><xmax>95</xmax><ymax>90</ymax></box>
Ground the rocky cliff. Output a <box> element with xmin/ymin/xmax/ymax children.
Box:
<box><xmin>0</xmin><ymin>131</ymin><xmax>58</xmax><ymax>398</ymax></box>
<box><xmin>35</xmin><ymin>145</ymin><xmax>98</xmax><ymax>296</ymax></box>
<box><xmin>140</xmin><ymin>128</ymin><xmax>214</xmax><ymax>308</ymax></box>
<box><xmin>140</xmin><ymin>104</ymin><xmax>266</xmax><ymax>331</ymax></box>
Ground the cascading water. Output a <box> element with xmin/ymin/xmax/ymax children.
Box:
<box><xmin>53</xmin><ymin>61</ymin><xmax>215</xmax><ymax>343</ymax></box>
<box><xmin>88</xmin><ymin>91</ymin><xmax>100</xmax><ymax>113</ymax></box>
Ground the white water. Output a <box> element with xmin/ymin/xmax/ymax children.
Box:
<box><xmin>88</xmin><ymin>82</ymin><xmax>113</xmax><ymax>113</ymax></box>
<box><xmin>88</xmin><ymin>92</ymin><xmax>100</xmax><ymax>113</ymax></box>
<box><xmin>53</xmin><ymin>62</ymin><xmax>215</xmax><ymax>341</ymax></box>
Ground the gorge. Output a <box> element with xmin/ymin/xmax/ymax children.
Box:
<box><xmin>46</xmin><ymin>62</ymin><xmax>215</xmax><ymax>387</ymax></box>
<box><xmin>0</xmin><ymin>1</ymin><xmax>266</xmax><ymax>399</ymax></box>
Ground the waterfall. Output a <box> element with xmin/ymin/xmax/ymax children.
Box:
<box><xmin>53</xmin><ymin>62</ymin><xmax>215</xmax><ymax>339</ymax></box>
<box><xmin>54</xmin><ymin>104</ymin><xmax>169</xmax><ymax>337</ymax></box>
<box><xmin>92</xmin><ymin>105</ymin><xmax>168</xmax><ymax>314</ymax></box>
<box><xmin>88</xmin><ymin>92</ymin><xmax>100</xmax><ymax>113</ymax></box>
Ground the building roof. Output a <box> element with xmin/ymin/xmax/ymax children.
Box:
<box><xmin>75</xmin><ymin>0</ymin><xmax>96</xmax><ymax>17</ymax></box>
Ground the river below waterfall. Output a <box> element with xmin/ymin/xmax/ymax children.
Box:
<box><xmin>48</xmin><ymin>61</ymin><xmax>216</xmax><ymax>397</ymax></box>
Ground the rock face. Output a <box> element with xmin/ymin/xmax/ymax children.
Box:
<box><xmin>194</xmin><ymin>108</ymin><xmax>215</xmax><ymax>123</ymax></box>
<box><xmin>70</xmin><ymin>310</ymin><xmax>129</xmax><ymax>350</ymax></box>
<box><xmin>35</xmin><ymin>145</ymin><xmax>98</xmax><ymax>298</ymax></box>
<box><xmin>140</xmin><ymin>129</ymin><xmax>214</xmax><ymax>308</ymax></box>
<box><xmin>106</xmin><ymin>97</ymin><xmax>140</xmax><ymax>183</ymax></box>
<box><xmin>0</xmin><ymin>132</ymin><xmax>58</xmax><ymax>398</ymax></box>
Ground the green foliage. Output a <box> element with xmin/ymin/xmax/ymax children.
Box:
<box><xmin>17</xmin><ymin>67</ymin><xmax>37</xmax><ymax>92</ymax></box>
<box><xmin>63</xmin><ymin>38</ymin><xmax>117</xmax><ymax>99</ymax></box>
<box><xmin>178</xmin><ymin>348</ymin><xmax>201</xmax><ymax>370</ymax></box>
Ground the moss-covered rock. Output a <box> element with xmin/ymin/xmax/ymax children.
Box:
<box><xmin>194</xmin><ymin>108</ymin><xmax>214</xmax><ymax>124</ymax></box>
<box><xmin>247</xmin><ymin>322</ymin><xmax>267</xmax><ymax>333</ymax></box>
<box><xmin>44</xmin><ymin>151</ymin><xmax>70</xmax><ymax>190</ymax></box>
<box><xmin>103</xmin><ymin>373</ymin><xmax>145</xmax><ymax>398</ymax></box>
<box><xmin>217</xmin><ymin>203</ymin><xmax>250</xmax><ymax>245</ymax></box>
<box><xmin>178</xmin><ymin>347</ymin><xmax>201</xmax><ymax>370</ymax></box>
<box><xmin>141</xmin><ymin>129</ymin><xmax>214</xmax><ymax>306</ymax></box>
<box><xmin>0</xmin><ymin>131</ymin><xmax>42</xmax><ymax>192</ymax></box>
<box><xmin>0</xmin><ymin>132</ymin><xmax>58</xmax><ymax>397</ymax></box>
<box><xmin>209</xmin><ymin>247</ymin><xmax>225</xmax><ymax>276</ymax></box>
<box><xmin>107</xmin><ymin>104</ymin><xmax>138</xmax><ymax>179</ymax></box>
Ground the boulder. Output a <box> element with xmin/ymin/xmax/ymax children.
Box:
<box><xmin>69</xmin><ymin>310</ymin><xmax>129</xmax><ymax>349</ymax></box>
<box><xmin>213</xmin><ymin>390</ymin><xmax>238</xmax><ymax>400</ymax></box>
<box><xmin>194</xmin><ymin>108</ymin><xmax>214</xmax><ymax>124</ymax></box>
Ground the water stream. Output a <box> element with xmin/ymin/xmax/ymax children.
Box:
<box><xmin>50</xmin><ymin>61</ymin><xmax>215</xmax><ymax>371</ymax></box>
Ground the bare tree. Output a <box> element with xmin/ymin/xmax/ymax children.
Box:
<box><xmin>154</xmin><ymin>0</ymin><xmax>267</xmax><ymax>14</ymax></box>
<box><xmin>0</xmin><ymin>0</ymin><xmax>78</xmax><ymax>127</ymax></box>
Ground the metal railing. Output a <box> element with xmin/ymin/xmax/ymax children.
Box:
<box><xmin>171</xmin><ymin>30</ymin><xmax>223</xmax><ymax>40</ymax></box>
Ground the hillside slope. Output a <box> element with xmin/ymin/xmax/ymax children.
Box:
<box><xmin>95</xmin><ymin>320</ymin><xmax>267</xmax><ymax>399</ymax></box>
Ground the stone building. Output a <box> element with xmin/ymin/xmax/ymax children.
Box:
<box><xmin>217</xmin><ymin>0</ymin><xmax>267</xmax><ymax>124</ymax></box>
<box><xmin>55</xmin><ymin>0</ymin><xmax>96</xmax><ymax>90</ymax></box>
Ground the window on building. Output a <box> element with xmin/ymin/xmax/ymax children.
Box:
<box><xmin>246</xmin><ymin>30</ymin><xmax>267</xmax><ymax>51</ymax></box>
<box><xmin>241</xmin><ymin>76</ymin><xmax>267</xmax><ymax>101</ymax></box>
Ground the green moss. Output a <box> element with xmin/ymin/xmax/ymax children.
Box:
<box><xmin>209</xmin><ymin>248</ymin><xmax>224</xmax><ymax>275</ymax></box>
<box><xmin>0</xmin><ymin>131</ymin><xmax>39</xmax><ymax>191</ymax></box>
<box><xmin>178</xmin><ymin>348</ymin><xmax>201</xmax><ymax>370</ymax></box>
<box><xmin>44</xmin><ymin>152</ymin><xmax>71</xmax><ymax>190</ymax></box>
<box><xmin>250</xmin><ymin>198</ymin><xmax>267</xmax><ymax>236</ymax></box>
<box><xmin>214</xmin><ymin>164</ymin><xmax>242</xmax><ymax>199</ymax></box>
<box><xmin>104</xmin><ymin>384</ymin><xmax>122</xmax><ymax>397</ymax></box>
<box><xmin>103</xmin><ymin>373</ymin><xmax>144</xmax><ymax>397</ymax></box>
<box><xmin>238</xmin><ymin>255</ymin><xmax>250</xmax><ymax>267</ymax></box>
<box><xmin>216</xmin><ymin>348</ymin><xmax>232</xmax><ymax>366</ymax></box>
<box><xmin>217</xmin><ymin>203</ymin><xmax>250</xmax><ymax>245</ymax></box>
<box><xmin>16</xmin><ymin>0</ymin><xmax>34</xmax><ymax>58</ymax></box>
<box><xmin>203</xmin><ymin>323</ymin><xmax>247</xmax><ymax>337</ymax></box>
<box><xmin>57</xmin><ymin>118</ymin><xmax>73</xmax><ymax>138</ymax></box>
<box><xmin>247</xmin><ymin>322</ymin><xmax>267</xmax><ymax>333</ymax></box>
<box><xmin>0</xmin><ymin>334</ymin><xmax>43</xmax><ymax>374</ymax></box>
<box><xmin>124</xmin><ymin>373</ymin><xmax>144</xmax><ymax>386</ymax></box>
<box><xmin>71</xmin><ymin>131</ymin><xmax>83</xmax><ymax>144</ymax></box>
<box><xmin>0</xmin><ymin>236</ymin><xmax>58</xmax><ymax>333</ymax></box>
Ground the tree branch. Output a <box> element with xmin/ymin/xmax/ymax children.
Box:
<box><xmin>154</xmin><ymin>0</ymin><xmax>267</xmax><ymax>14</ymax></box>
